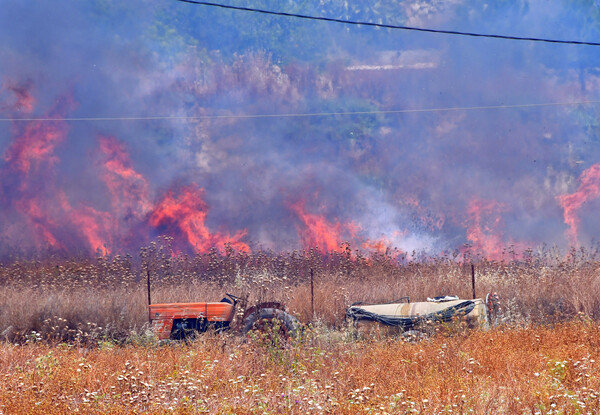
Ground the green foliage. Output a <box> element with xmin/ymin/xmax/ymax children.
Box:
<box><xmin>144</xmin><ymin>0</ymin><xmax>410</xmax><ymax>63</ymax></box>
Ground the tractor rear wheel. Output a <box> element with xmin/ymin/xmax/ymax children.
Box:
<box><xmin>242</xmin><ymin>308</ymin><xmax>300</xmax><ymax>340</ymax></box>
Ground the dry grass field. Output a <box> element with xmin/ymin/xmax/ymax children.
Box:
<box><xmin>2</xmin><ymin>243</ymin><xmax>600</xmax><ymax>413</ymax></box>
<box><xmin>2</xmin><ymin>324</ymin><xmax>600</xmax><ymax>414</ymax></box>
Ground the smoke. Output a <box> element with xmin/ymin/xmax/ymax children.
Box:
<box><xmin>1</xmin><ymin>0</ymin><xmax>600</xmax><ymax>258</ymax></box>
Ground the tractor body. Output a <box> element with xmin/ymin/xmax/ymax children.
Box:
<box><xmin>150</xmin><ymin>300</ymin><xmax>236</xmax><ymax>340</ymax></box>
<box><xmin>149</xmin><ymin>294</ymin><xmax>299</xmax><ymax>340</ymax></box>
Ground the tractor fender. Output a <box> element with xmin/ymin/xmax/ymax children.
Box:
<box><xmin>242</xmin><ymin>302</ymin><xmax>285</xmax><ymax>320</ymax></box>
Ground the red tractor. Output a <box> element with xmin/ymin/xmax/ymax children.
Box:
<box><xmin>149</xmin><ymin>293</ymin><xmax>300</xmax><ymax>340</ymax></box>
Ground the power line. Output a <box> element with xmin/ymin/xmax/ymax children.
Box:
<box><xmin>174</xmin><ymin>0</ymin><xmax>600</xmax><ymax>47</ymax></box>
<box><xmin>2</xmin><ymin>100</ymin><xmax>599</xmax><ymax>122</ymax></box>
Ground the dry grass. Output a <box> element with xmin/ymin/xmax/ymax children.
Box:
<box><xmin>2</xmin><ymin>244</ymin><xmax>600</xmax><ymax>342</ymax></box>
<box><xmin>1</xmin><ymin>323</ymin><xmax>600</xmax><ymax>414</ymax></box>
<box><xmin>2</xmin><ymin>244</ymin><xmax>600</xmax><ymax>413</ymax></box>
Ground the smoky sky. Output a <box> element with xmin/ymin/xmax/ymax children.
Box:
<box><xmin>1</xmin><ymin>0</ymin><xmax>600</xmax><ymax>257</ymax></box>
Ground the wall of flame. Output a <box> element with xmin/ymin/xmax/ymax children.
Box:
<box><xmin>2</xmin><ymin>0</ymin><xmax>600</xmax><ymax>260</ymax></box>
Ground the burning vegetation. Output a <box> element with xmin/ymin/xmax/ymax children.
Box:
<box><xmin>1</xmin><ymin>84</ymin><xmax>599</xmax><ymax>259</ymax></box>
<box><xmin>2</xmin><ymin>1</ymin><xmax>600</xmax><ymax>258</ymax></box>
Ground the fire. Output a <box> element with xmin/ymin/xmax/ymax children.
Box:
<box><xmin>465</xmin><ymin>199</ymin><xmax>508</xmax><ymax>260</ymax></box>
<box><xmin>97</xmin><ymin>136</ymin><xmax>152</xmax><ymax>221</ymax></box>
<box><xmin>2</xmin><ymin>92</ymin><xmax>113</xmax><ymax>255</ymax></box>
<box><xmin>1</xmin><ymin>88</ymin><xmax>251</xmax><ymax>256</ymax></box>
<box><xmin>149</xmin><ymin>185</ymin><xmax>250</xmax><ymax>254</ymax></box>
<box><xmin>361</xmin><ymin>231</ymin><xmax>408</xmax><ymax>256</ymax></box>
<box><xmin>557</xmin><ymin>163</ymin><xmax>600</xmax><ymax>246</ymax></box>
<box><xmin>15</xmin><ymin>198</ymin><xmax>63</xmax><ymax>250</ymax></box>
<box><xmin>2</xmin><ymin>94</ymin><xmax>75</xmax><ymax>250</ymax></box>
<box><xmin>4</xmin><ymin>95</ymin><xmax>74</xmax><ymax>175</ymax></box>
<box><xmin>69</xmin><ymin>206</ymin><xmax>111</xmax><ymax>256</ymax></box>
<box><xmin>362</xmin><ymin>238</ymin><xmax>390</xmax><ymax>254</ymax></box>
<box><xmin>289</xmin><ymin>200</ymin><xmax>344</xmax><ymax>251</ymax></box>
<box><xmin>57</xmin><ymin>192</ymin><xmax>111</xmax><ymax>256</ymax></box>
<box><xmin>290</xmin><ymin>200</ymin><xmax>410</xmax><ymax>255</ymax></box>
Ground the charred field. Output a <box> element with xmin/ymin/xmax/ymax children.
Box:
<box><xmin>2</xmin><ymin>245</ymin><xmax>600</xmax><ymax>413</ymax></box>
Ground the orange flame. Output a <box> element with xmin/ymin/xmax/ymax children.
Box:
<box><xmin>361</xmin><ymin>231</ymin><xmax>408</xmax><ymax>256</ymax></box>
<box><xmin>3</xmin><ymin>95</ymin><xmax>77</xmax><ymax>250</ymax></box>
<box><xmin>149</xmin><ymin>185</ymin><xmax>250</xmax><ymax>253</ymax></box>
<box><xmin>289</xmin><ymin>200</ymin><xmax>344</xmax><ymax>251</ymax></box>
<box><xmin>4</xmin><ymin>96</ymin><xmax>74</xmax><ymax>175</ymax></box>
<box><xmin>2</xmin><ymin>93</ymin><xmax>113</xmax><ymax>255</ymax></box>
<box><xmin>15</xmin><ymin>198</ymin><xmax>63</xmax><ymax>250</ymax></box>
<box><xmin>465</xmin><ymin>199</ymin><xmax>507</xmax><ymax>260</ymax></box>
<box><xmin>362</xmin><ymin>238</ymin><xmax>390</xmax><ymax>254</ymax></box>
<box><xmin>98</xmin><ymin>136</ymin><xmax>152</xmax><ymax>220</ymax></box>
<box><xmin>57</xmin><ymin>192</ymin><xmax>111</xmax><ymax>256</ymax></box>
<box><xmin>557</xmin><ymin>163</ymin><xmax>600</xmax><ymax>246</ymax></box>
<box><xmin>70</xmin><ymin>207</ymin><xmax>111</xmax><ymax>256</ymax></box>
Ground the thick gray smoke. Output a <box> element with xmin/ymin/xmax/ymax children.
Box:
<box><xmin>1</xmin><ymin>0</ymin><xmax>600</xmax><ymax>258</ymax></box>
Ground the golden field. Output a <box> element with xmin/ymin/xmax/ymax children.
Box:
<box><xmin>2</xmin><ymin>323</ymin><xmax>600</xmax><ymax>414</ymax></box>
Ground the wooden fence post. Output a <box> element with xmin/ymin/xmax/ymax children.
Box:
<box><xmin>471</xmin><ymin>263</ymin><xmax>476</xmax><ymax>299</ymax></box>
<box><xmin>310</xmin><ymin>268</ymin><xmax>315</xmax><ymax>320</ymax></box>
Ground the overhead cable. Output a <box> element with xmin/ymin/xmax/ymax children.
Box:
<box><xmin>174</xmin><ymin>0</ymin><xmax>600</xmax><ymax>47</ymax></box>
<box><xmin>1</xmin><ymin>100</ymin><xmax>599</xmax><ymax>122</ymax></box>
